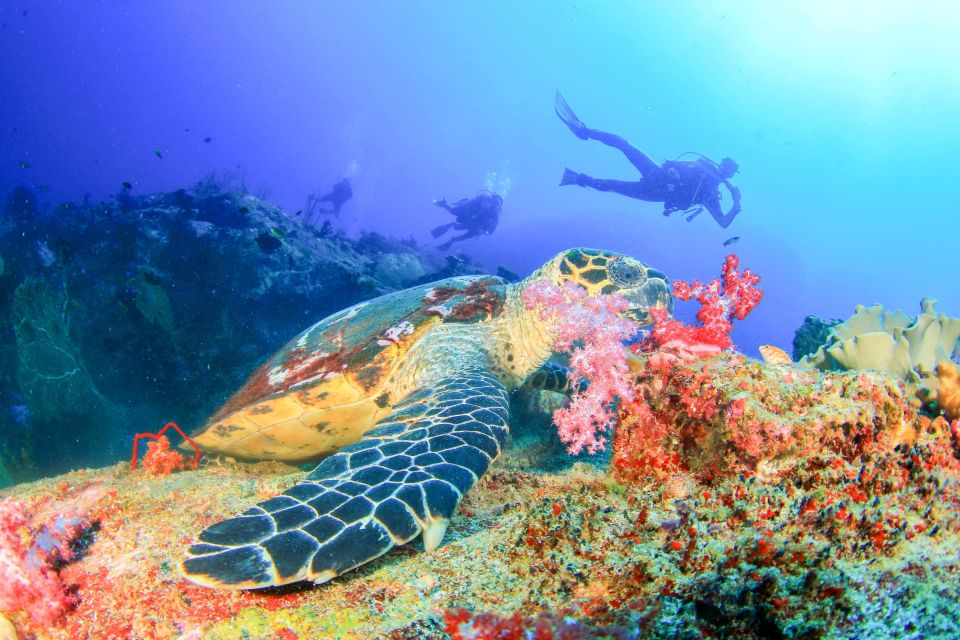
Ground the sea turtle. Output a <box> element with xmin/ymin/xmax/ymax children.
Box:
<box><xmin>182</xmin><ymin>248</ymin><xmax>671</xmax><ymax>589</ymax></box>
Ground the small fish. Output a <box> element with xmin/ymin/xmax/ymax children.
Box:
<box><xmin>18</xmin><ymin>161</ymin><xmax>30</xmax><ymax>169</ymax></box>
<box><xmin>237</xmin><ymin>206</ymin><xmax>249</xmax><ymax>214</ymax></box>
<box><xmin>269</xmin><ymin>227</ymin><xmax>285</xmax><ymax>239</ymax></box>
<box><xmin>203</xmin><ymin>136</ymin><xmax>212</xmax><ymax>143</ymax></box>
<box><xmin>184</xmin><ymin>128</ymin><xmax>191</xmax><ymax>132</ymax></box>
<box><xmin>122</xmin><ymin>181</ymin><xmax>132</xmax><ymax>190</ymax></box>
<box><xmin>154</xmin><ymin>150</ymin><xmax>163</xmax><ymax>159</ymax></box>
<box><xmin>38</xmin><ymin>185</ymin><xmax>49</xmax><ymax>192</ymax></box>
<box><xmin>294</xmin><ymin>209</ymin><xmax>303</xmax><ymax>216</ymax></box>
<box><xmin>759</xmin><ymin>345</ymin><xmax>792</xmax><ymax>366</ymax></box>
<box><xmin>723</xmin><ymin>236</ymin><xmax>740</xmax><ymax>246</ymax></box>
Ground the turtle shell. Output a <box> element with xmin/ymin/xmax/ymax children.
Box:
<box><xmin>191</xmin><ymin>275</ymin><xmax>507</xmax><ymax>461</ymax></box>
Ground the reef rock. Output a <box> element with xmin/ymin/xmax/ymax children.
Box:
<box><xmin>372</xmin><ymin>252</ymin><xmax>426</xmax><ymax>289</ymax></box>
<box><xmin>0</xmin><ymin>355</ymin><xmax>957</xmax><ymax>639</ymax></box>
<box><xmin>790</xmin><ymin>314</ymin><xmax>841</xmax><ymax>361</ymax></box>
<box><xmin>0</xmin><ymin>185</ymin><xmax>485</xmax><ymax>482</ymax></box>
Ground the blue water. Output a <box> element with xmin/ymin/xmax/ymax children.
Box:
<box><xmin>2</xmin><ymin>0</ymin><xmax>958</xmax><ymax>356</ymax></box>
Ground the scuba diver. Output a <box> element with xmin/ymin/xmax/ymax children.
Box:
<box><xmin>306</xmin><ymin>178</ymin><xmax>353</xmax><ymax>219</ymax></box>
<box><xmin>555</xmin><ymin>92</ymin><xmax>742</xmax><ymax>229</ymax></box>
<box><xmin>430</xmin><ymin>191</ymin><xmax>502</xmax><ymax>251</ymax></box>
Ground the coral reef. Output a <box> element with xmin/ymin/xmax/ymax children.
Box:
<box><xmin>443</xmin><ymin>608</ymin><xmax>637</xmax><ymax>639</ymax></box>
<box><xmin>523</xmin><ymin>281</ymin><xmax>638</xmax><ymax>454</ymax></box>
<box><xmin>0</xmin><ymin>497</ymin><xmax>91</xmax><ymax>627</ymax></box>
<box><xmin>798</xmin><ymin>298</ymin><xmax>960</xmax><ymax>382</ymax></box>
<box><xmin>920</xmin><ymin>360</ymin><xmax>960</xmax><ymax>421</ymax></box>
<box><xmin>372</xmin><ymin>252</ymin><xmax>426</xmax><ymax>289</ymax></box>
<box><xmin>140</xmin><ymin>436</ymin><xmax>186</xmax><ymax>477</ymax></box>
<box><xmin>0</xmin><ymin>354</ymin><xmax>957</xmax><ymax>638</ymax></box>
<box><xmin>0</xmin><ymin>186</ymin><xmax>489</xmax><ymax>481</ymax></box>
<box><xmin>645</xmin><ymin>254</ymin><xmax>762</xmax><ymax>357</ymax></box>
<box><xmin>0</xmin><ymin>192</ymin><xmax>955</xmax><ymax>638</ymax></box>
<box><xmin>791</xmin><ymin>315</ymin><xmax>842</xmax><ymax>362</ymax></box>
<box><xmin>798</xmin><ymin>298</ymin><xmax>960</xmax><ymax>420</ymax></box>
<box><xmin>612</xmin><ymin>352</ymin><xmax>913</xmax><ymax>483</ymax></box>
<box><xmin>11</xmin><ymin>279</ymin><xmax>105</xmax><ymax>424</ymax></box>
<box><xmin>2</xmin><ymin>186</ymin><xmax>38</xmax><ymax>230</ymax></box>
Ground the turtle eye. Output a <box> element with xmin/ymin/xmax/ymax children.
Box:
<box><xmin>609</xmin><ymin>258</ymin><xmax>646</xmax><ymax>288</ymax></box>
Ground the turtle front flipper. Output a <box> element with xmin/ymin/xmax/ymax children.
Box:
<box><xmin>181</xmin><ymin>367</ymin><xmax>509</xmax><ymax>589</ymax></box>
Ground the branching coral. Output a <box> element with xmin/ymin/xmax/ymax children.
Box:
<box><xmin>523</xmin><ymin>281</ymin><xmax>638</xmax><ymax>454</ymax></box>
<box><xmin>141</xmin><ymin>436</ymin><xmax>186</xmax><ymax>477</ymax></box>
<box><xmin>130</xmin><ymin>421</ymin><xmax>200</xmax><ymax>475</ymax></box>
<box><xmin>643</xmin><ymin>254</ymin><xmax>762</xmax><ymax>357</ymax></box>
<box><xmin>521</xmin><ymin>256</ymin><xmax>761</xmax><ymax>455</ymax></box>
<box><xmin>0</xmin><ymin>498</ymin><xmax>90</xmax><ymax>627</ymax></box>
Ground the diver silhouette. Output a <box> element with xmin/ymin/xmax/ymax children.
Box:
<box><xmin>431</xmin><ymin>191</ymin><xmax>502</xmax><ymax>251</ymax></box>
<box><xmin>306</xmin><ymin>178</ymin><xmax>353</xmax><ymax>219</ymax></box>
<box><xmin>556</xmin><ymin>92</ymin><xmax>742</xmax><ymax>229</ymax></box>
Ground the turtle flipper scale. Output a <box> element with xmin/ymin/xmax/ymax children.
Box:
<box><xmin>181</xmin><ymin>367</ymin><xmax>509</xmax><ymax>589</ymax></box>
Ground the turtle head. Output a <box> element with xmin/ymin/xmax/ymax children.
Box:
<box><xmin>540</xmin><ymin>248</ymin><xmax>673</xmax><ymax>327</ymax></box>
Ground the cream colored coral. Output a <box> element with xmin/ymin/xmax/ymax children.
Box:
<box><xmin>799</xmin><ymin>298</ymin><xmax>960</xmax><ymax>383</ymax></box>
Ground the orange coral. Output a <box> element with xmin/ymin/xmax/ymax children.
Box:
<box><xmin>141</xmin><ymin>436</ymin><xmax>185</xmax><ymax>477</ymax></box>
<box><xmin>935</xmin><ymin>360</ymin><xmax>960</xmax><ymax>420</ymax></box>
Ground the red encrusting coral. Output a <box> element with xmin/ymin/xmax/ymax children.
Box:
<box><xmin>611</xmin><ymin>350</ymin><xmax>925</xmax><ymax>486</ymax></box>
<box><xmin>443</xmin><ymin>607</ymin><xmax>639</xmax><ymax>640</ymax></box>
<box><xmin>523</xmin><ymin>281</ymin><xmax>639</xmax><ymax>454</ymax></box>
<box><xmin>0</xmin><ymin>497</ymin><xmax>91</xmax><ymax>627</ymax></box>
<box><xmin>142</xmin><ymin>436</ymin><xmax>186</xmax><ymax>477</ymax></box>
<box><xmin>643</xmin><ymin>254</ymin><xmax>762</xmax><ymax>357</ymax></box>
<box><xmin>130</xmin><ymin>421</ymin><xmax>200</xmax><ymax>474</ymax></box>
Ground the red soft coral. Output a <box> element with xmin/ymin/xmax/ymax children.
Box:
<box><xmin>524</xmin><ymin>281</ymin><xmax>639</xmax><ymax>454</ymax></box>
<box><xmin>0</xmin><ymin>498</ymin><xmax>89</xmax><ymax>627</ymax></box>
<box><xmin>142</xmin><ymin>435</ymin><xmax>186</xmax><ymax>477</ymax></box>
<box><xmin>643</xmin><ymin>254</ymin><xmax>762</xmax><ymax>357</ymax></box>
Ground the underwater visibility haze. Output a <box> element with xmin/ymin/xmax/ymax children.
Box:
<box><xmin>1</xmin><ymin>2</ymin><xmax>959</xmax><ymax>638</ymax></box>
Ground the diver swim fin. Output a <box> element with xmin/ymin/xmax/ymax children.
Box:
<box><xmin>555</xmin><ymin>91</ymin><xmax>591</xmax><ymax>140</ymax></box>
<box><xmin>559</xmin><ymin>168</ymin><xmax>583</xmax><ymax>187</ymax></box>
<box><xmin>431</xmin><ymin>223</ymin><xmax>455</xmax><ymax>238</ymax></box>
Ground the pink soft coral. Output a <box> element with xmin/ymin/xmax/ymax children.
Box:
<box><xmin>0</xmin><ymin>498</ymin><xmax>89</xmax><ymax>627</ymax></box>
<box><xmin>643</xmin><ymin>254</ymin><xmax>762</xmax><ymax>357</ymax></box>
<box><xmin>524</xmin><ymin>281</ymin><xmax>639</xmax><ymax>454</ymax></box>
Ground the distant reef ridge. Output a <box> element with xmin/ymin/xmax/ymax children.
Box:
<box><xmin>0</xmin><ymin>184</ymin><xmax>486</xmax><ymax>484</ymax></box>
